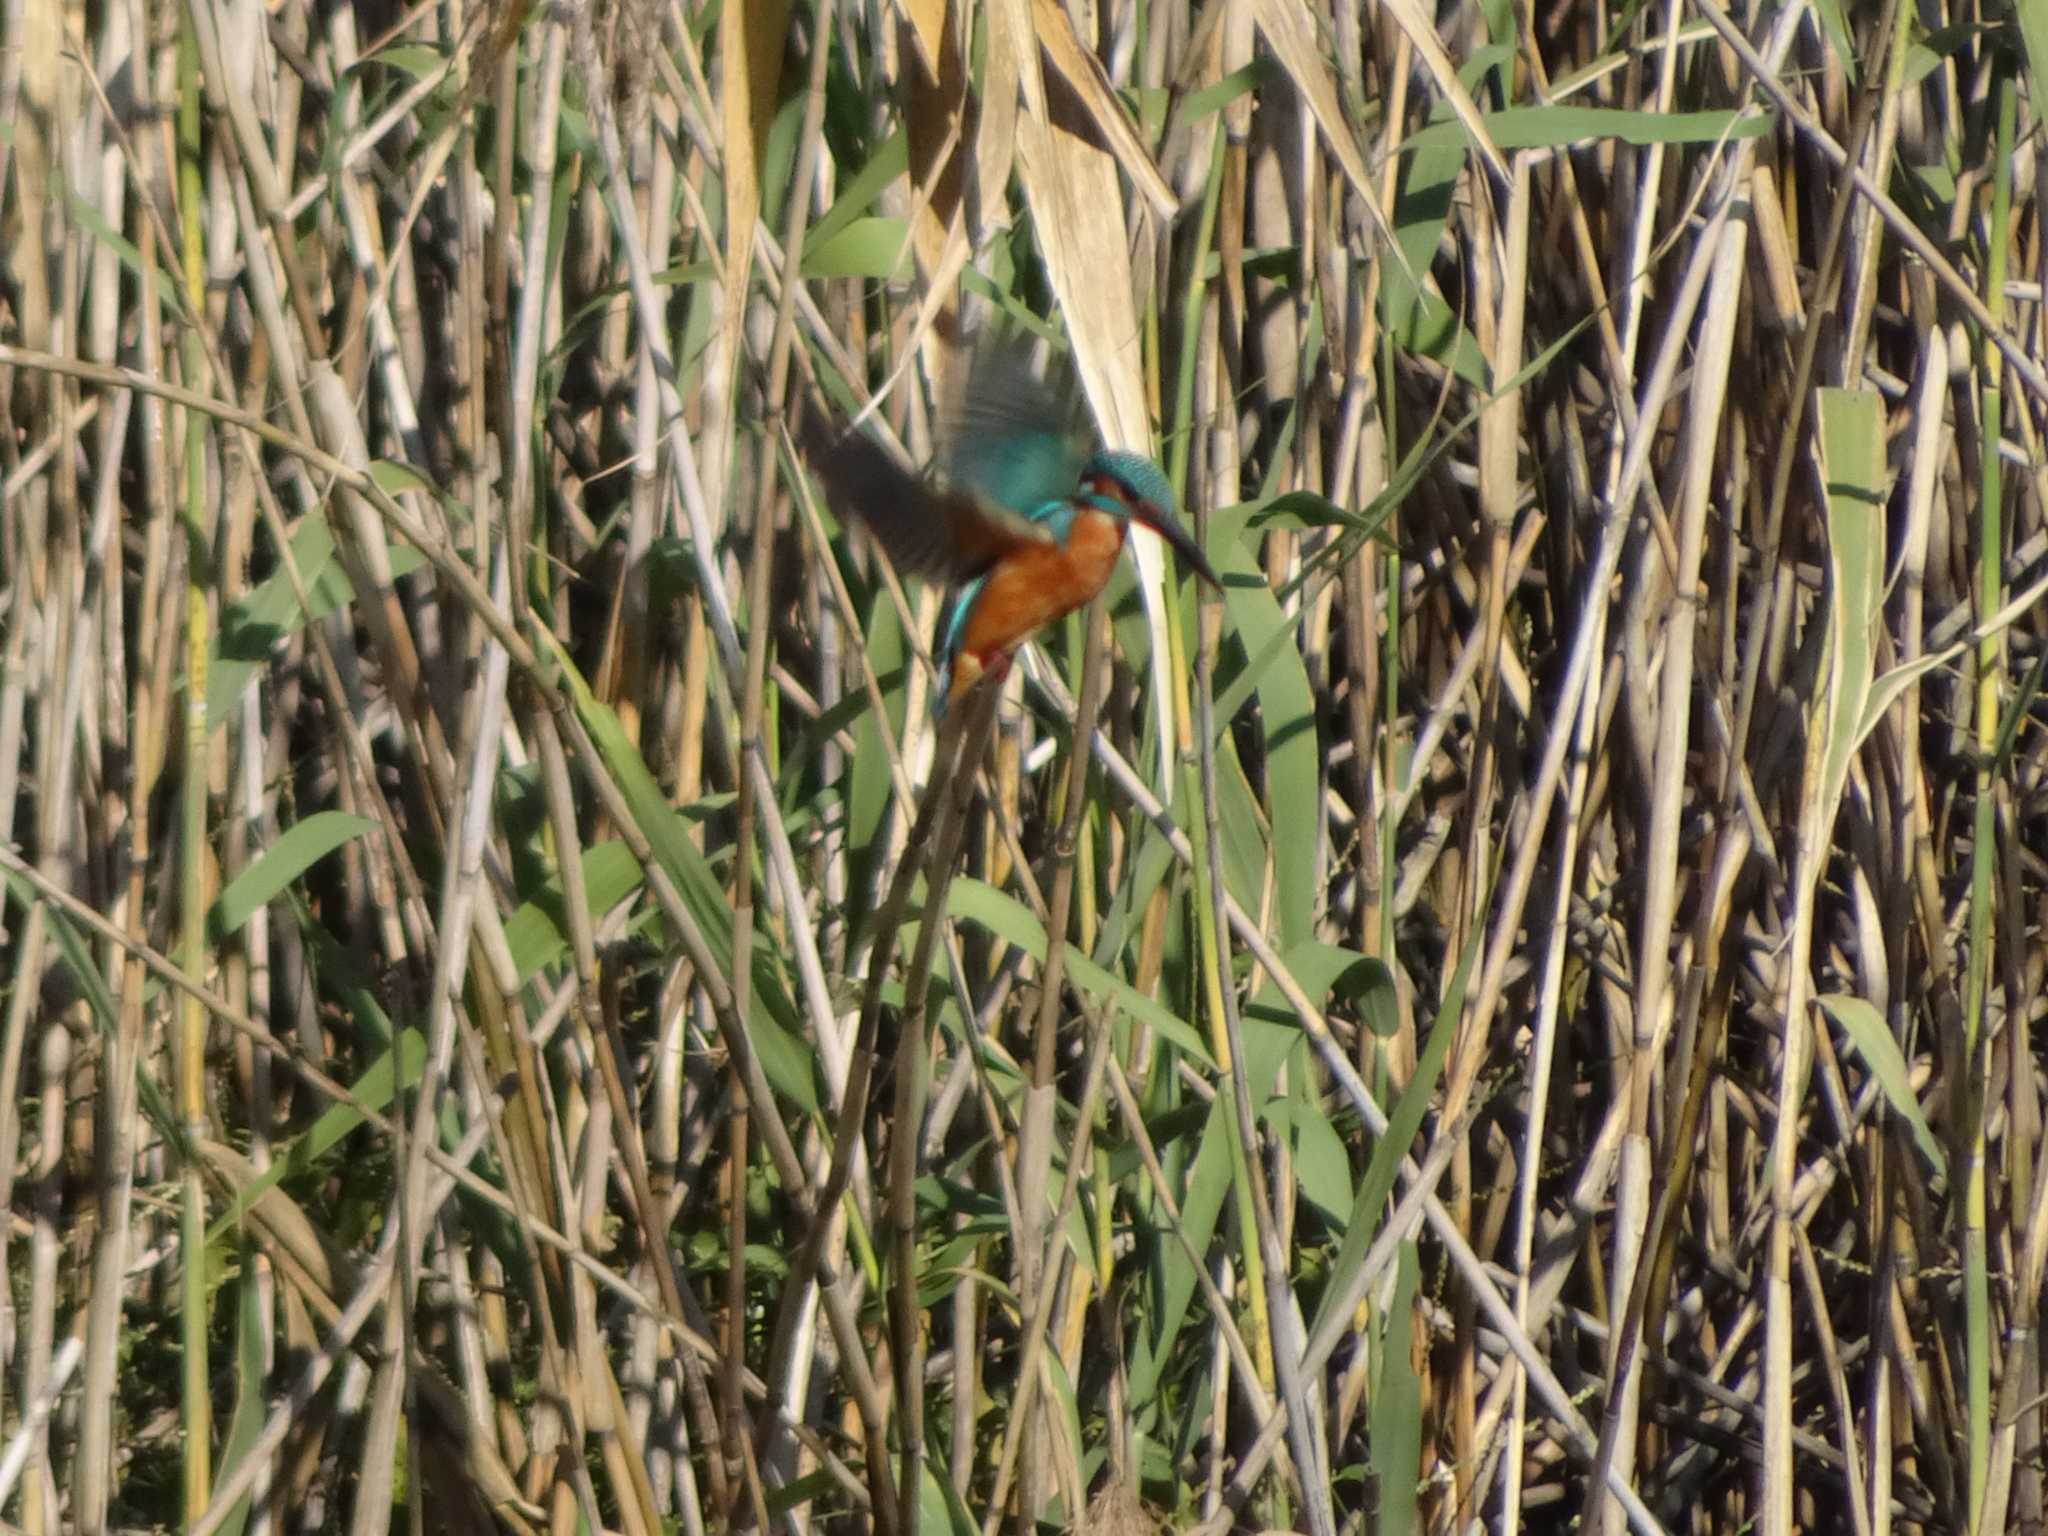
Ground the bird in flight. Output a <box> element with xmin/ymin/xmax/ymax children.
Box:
<box><xmin>798</xmin><ymin>344</ymin><xmax>1220</xmax><ymax>706</ymax></box>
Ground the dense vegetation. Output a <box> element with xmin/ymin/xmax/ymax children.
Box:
<box><xmin>2</xmin><ymin>0</ymin><xmax>2045</xmax><ymax>1533</ymax></box>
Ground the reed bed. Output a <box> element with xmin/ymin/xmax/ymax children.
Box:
<box><xmin>1</xmin><ymin>0</ymin><xmax>2044</xmax><ymax>1532</ymax></box>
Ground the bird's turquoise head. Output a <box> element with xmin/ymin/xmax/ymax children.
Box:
<box><xmin>1077</xmin><ymin>452</ymin><xmax>1221</xmax><ymax>590</ymax></box>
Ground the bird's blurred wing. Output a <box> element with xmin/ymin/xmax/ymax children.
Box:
<box><xmin>943</xmin><ymin>342</ymin><xmax>1089</xmax><ymax>519</ymax></box>
<box><xmin>797</xmin><ymin>397</ymin><xmax>1053</xmax><ymax>584</ymax></box>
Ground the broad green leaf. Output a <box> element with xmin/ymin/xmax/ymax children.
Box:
<box><xmin>801</xmin><ymin>216</ymin><xmax>912</xmax><ymax>279</ymax></box>
<box><xmin>1208</xmin><ymin>503</ymin><xmax>1319</xmax><ymax>949</ymax></box>
<box><xmin>806</xmin><ymin>128</ymin><xmax>909</xmax><ymax>253</ymax></box>
<box><xmin>1243</xmin><ymin>942</ymin><xmax>1397</xmax><ymax>1104</ymax></box>
<box><xmin>947</xmin><ymin>879</ymin><xmax>1215</xmax><ymax>1067</ymax></box>
<box><xmin>1383</xmin><ymin>103</ymin><xmax>1482</xmax><ymax>381</ymax></box>
<box><xmin>1181</xmin><ymin>60</ymin><xmax>1270</xmax><ymax>121</ymax></box>
<box><xmin>765</xmin><ymin>1471</ymin><xmax>841</xmax><ymax>1519</ymax></box>
<box><xmin>206</xmin><ymin>1031</ymin><xmax>427</xmax><ymax>1244</ymax></box>
<box><xmin>2007</xmin><ymin>6</ymin><xmax>2039</xmax><ymax>123</ymax></box>
<box><xmin>1816</xmin><ymin>995</ymin><xmax>1946</xmax><ymax>1176</ymax></box>
<box><xmin>209</xmin><ymin>515</ymin><xmax>425</xmax><ymax>729</ymax></box>
<box><xmin>1457</xmin><ymin>40</ymin><xmax>1515</xmax><ymax>93</ymax></box>
<box><xmin>358</xmin><ymin>43</ymin><xmax>444</xmax><ymax>81</ymax></box>
<box><xmin>760</xmin><ymin>91</ymin><xmax>807</xmax><ymax>233</ymax></box>
<box><xmin>1310</xmin><ymin>924</ymin><xmax>1477</xmax><ymax>1344</ymax></box>
<box><xmin>1819</xmin><ymin>387</ymin><xmax>1886</xmax><ymax>814</ymax></box>
<box><xmin>1212</xmin><ymin>737</ymin><xmax>1275</xmax><ymax>940</ymax></box>
<box><xmin>368</xmin><ymin>459</ymin><xmax>435</xmax><ymax>497</ymax></box>
<box><xmin>210</xmin><ymin>1239</ymin><xmax>271</xmax><ymax>1536</ymax></box>
<box><xmin>1348</xmin><ymin>954</ymin><xmax>1402</xmax><ymax>1039</ymax></box>
<box><xmin>541</xmin><ymin>630</ymin><xmax>821</xmax><ymax>1113</ymax></box>
<box><xmin>295</xmin><ymin>903</ymin><xmax>397</xmax><ymax>1053</ymax></box>
<box><xmin>1401</xmin><ymin>104</ymin><xmax>1772</xmax><ymax>153</ymax></box>
<box><xmin>1241</xmin><ymin>943</ymin><xmax>1385</xmax><ymax>1226</ymax></box>
<box><xmin>1369</xmin><ymin>1242</ymin><xmax>1423</xmax><ymax>1536</ymax></box>
<box><xmin>66</xmin><ymin>182</ymin><xmax>148</xmax><ymax>282</ymax></box>
<box><xmin>502</xmin><ymin>840</ymin><xmax>649</xmax><ymax>984</ymax></box>
<box><xmin>918</xmin><ymin>1457</ymin><xmax>979</xmax><ymax>1536</ymax></box>
<box><xmin>209</xmin><ymin>812</ymin><xmax>375</xmax><ymax>941</ymax></box>
<box><xmin>1100</xmin><ymin>1107</ymin><xmax>1211</xmax><ymax>1191</ymax></box>
<box><xmin>1360</xmin><ymin>925</ymin><xmax>1475</xmax><ymax>1227</ymax></box>
<box><xmin>1092</xmin><ymin>816</ymin><xmax>1179</xmax><ymax>972</ymax></box>
<box><xmin>1130</xmin><ymin>1096</ymin><xmax>1233</xmax><ymax>1410</ymax></box>
<box><xmin>1858</xmin><ymin>640</ymin><xmax>1966</xmax><ymax>747</ymax></box>
<box><xmin>1288</xmin><ymin>1074</ymin><xmax>1354</xmax><ymax>1224</ymax></box>
<box><xmin>1902</xmin><ymin>43</ymin><xmax>1944</xmax><ymax>89</ymax></box>
<box><xmin>1807</xmin><ymin>0</ymin><xmax>1858</xmax><ymax>84</ymax></box>
<box><xmin>648</xmin><ymin>260</ymin><xmax>719</xmax><ymax>289</ymax></box>
<box><xmin>1249</xmin><ymin>489</ymin><xmax>1387</xmax><ymax>534</ymax></box>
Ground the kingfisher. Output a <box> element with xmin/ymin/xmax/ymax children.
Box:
<box><xmin>797</xmin><ymin>348</ymin><xmax>1221</xmax><ymax>705</ymax></box>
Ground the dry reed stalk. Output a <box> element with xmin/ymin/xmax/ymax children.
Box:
<box><xmin>4</xmin><ymin>1</ymin><xmax>2048</xmax><ymax>1533</ymax></box>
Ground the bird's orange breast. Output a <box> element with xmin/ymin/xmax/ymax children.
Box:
<box><xmin>955</xmin><ymin>509</ymin><xmax>1127</xmax><ymax>666</ymax></box>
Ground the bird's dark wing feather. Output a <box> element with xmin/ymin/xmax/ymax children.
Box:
<box><xmin>796</xmin><ymin>395</ymin><xmax>1053</xmax><ymax>585</ymax></box>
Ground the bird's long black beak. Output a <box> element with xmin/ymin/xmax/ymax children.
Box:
<box><xmin>1135</xmin><ymin>507</ymin><xmax>1223</xmax><ymax>592</ymax></box>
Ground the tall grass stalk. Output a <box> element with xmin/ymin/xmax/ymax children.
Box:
<box><xmin>1959</xmin><ymin>63</ymin><xmax>2015</xmax><ymax>1536</ymax></box>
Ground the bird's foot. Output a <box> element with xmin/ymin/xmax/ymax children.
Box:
<box><xmin>945</xmin><ymin>649</ymin><xmax>1010</xmax><ymax>706</ymax></box>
